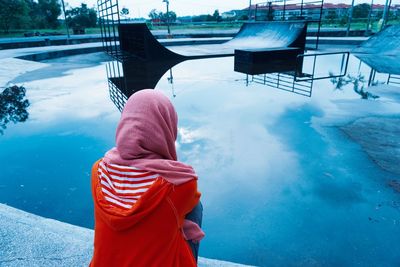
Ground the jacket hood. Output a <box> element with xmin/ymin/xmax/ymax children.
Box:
<box><xmin>91</xmin><ymin>160</ymin><xmax>173</xmax><ymax>231</ymax></box>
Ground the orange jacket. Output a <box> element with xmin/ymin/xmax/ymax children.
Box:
<box><xmin>90</xmin><ymin>160</ymin><xmax>200</xmax><ymax>267</ymax></box>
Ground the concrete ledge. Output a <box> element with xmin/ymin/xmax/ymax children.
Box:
<box><xmin>2</xmin><ymin>35</ymin><xmax>366</xmax><ymax>62</ymax></box>
<box><xmin>0</xmin><ymin>203</ymin><xmax>255</xmax><ymax>267</ymax></box>
<box><xmin>0</xmin><ymin>35</ymin><xmax>103</xmax><ymax>50</ymax></box>
<box><xmin>0</xmin><ymin>28</ymin><xmax>370</xmax><ymax>50</ymax></box>
<box><xmin>16</xmin><ymin>46</ymin><xmax>105</xmax><ymax>61</ymax></box>
<box><xmin>307</xmin><ymin>37</ymin><xmax>368</xmax><ymax>45</ymax></box>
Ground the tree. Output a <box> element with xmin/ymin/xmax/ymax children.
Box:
<box><xmin>239</xmin><ymin>14</ymin><xmax>249</xmax><ymax>20</ymax></box>
<box><xmin>39</xmin><ymin>0</ymin><xmax>61</xmax><ymax>28</ymax></box>
<box><xmin>161</xmin><ymin>11</ymin><xmax>177</xmax><ymax>23</ymax></box>
<box><xmin>191</xmin><ymin>14</ymin><xmax>209</xmax><ymax>22</ymax></box>
<box><xmin>148</xmin><ymin>9</ymin><xmax>161</xmax><ymax>20</ymax></box>
<box><xmin>66</xmin><ymin>3</ymin><xmax>97</xmax><ymax>29</ymax></box>
<box><xmin>120</xmin><ymin>7</ymin><xmax>129</xmax><ymax>17</ymax></box>
<box><xmin>212</xmin><ymin>9</ymin><xmax>222</xmax><ymax>22</ymax></box>
<box><xmin>266</xmin><ymin>4</ymin><xmax>275</xmax><ymax>21</ymax></box>
<box><xmin>0</xmin><ymin>85</ymin><xmax>30</xmax><ymax>135</ymax></box>
<box><xmin>148</xmin><ymin>9</ymin><xmax>176</xmax><ymax>23</ymax></box>
<box><xmin>325</xmin><ymin>10</ymin><xmax>338</xmax><ymax>23</ymax></box>
<box><xmin>353</xmin><ymin>3</ymin><xmax>370</xmax><ymax>19</ymax></box>
<box><xmin>0</xmin><ymin>0</ymin><xmax>29</xmax><ymax>33</ymax></box>
<box><xmin>24</xmin><ymin>0</ymin><xmax>61</xmax><ymax>29</ymax></box>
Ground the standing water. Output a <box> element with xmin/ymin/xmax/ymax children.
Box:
<box><xmin>0</xmin><ymin>52</ymin><xmax>399</xmax><ymax>266</ymax></box>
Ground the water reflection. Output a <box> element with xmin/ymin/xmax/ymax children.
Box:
<box><xmin>1</xmin><ymin>52</ymin><xmax>400</xmax><ymax>267</ymax></box>
<box><xmin>329</xmin><ymin>57</ymin><xmax>400</xmax><ymax>99</ymax></box>
<box><xmin>0</xmin><ymin>85</ymin><xmax>29</xmax><ymax>134</ymax></box>
<box><xmin>356</xmin><ymin>58</ymin><xmax>400</xmax><ymax>89</ymax></box>
<box><xmin>330</xmin><ymin>74</ymin><xmax>380</xmax><ymax>99</ymax></box>
<box><xmin>106</xmin><ymin>58</ymin><xmax>182</xmax><ymax>111</ymax></box>
<box><xmin>238</xmin><ymin>51</ymin><xmax>350</xmax><ymax>97</ymax></box>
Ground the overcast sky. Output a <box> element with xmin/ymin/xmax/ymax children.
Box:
<box><xmin>65</xmin><ymin>0</ymin><xmax>391</xmax><ymax>17</ymax></box>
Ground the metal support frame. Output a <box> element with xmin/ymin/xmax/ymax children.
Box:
<box><xmin>254</xmin><ymin>0</ymin><xmax>324</xmax><ymax>50</ymax></box>
<box><xmin>367</xmin><ymin>68</ymin><xmax>377</xmax><ymax>86</ymax></box>
<box><xmin>97</xmin><ymin>0</ymin><xmax>121</xmax><ymax>60</ymax></box>
<box><xmin>295</xmin><ymin>51</ymin><xmax>350</xmax><ymax>81</ymax></box>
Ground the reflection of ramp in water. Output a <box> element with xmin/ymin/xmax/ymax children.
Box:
<box><xmin>107</xmin><ymin>59</ymin><xmax>182</xmax><ymax>111</ymax></box>
<box><xmin>352</xmin><ymin>25</ymin><xmax>400</xmax><ymax>75</ymax></box>
<box><xmin>119</xmin><ymin>22</ymin><xmax>307</xmax><ymax>60</ymax></box>
<box><xmin>241</xmin><ymin>52</ymin><xmax>350</xmax><ymax>97</ymax></box>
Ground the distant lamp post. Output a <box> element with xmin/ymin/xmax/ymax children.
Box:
<box><xmin>366</xmin><ymin>0</ymin><xmax>373</xmax><ymax>35</ymax></box>
<box><xmin>346</xmin><ymin>0</ymin><xmax>355</xmax><ymax>37</ymax></box>
<box><xmin>60</xmin><ymin>0</ymin><xmax>70</xmax><ymax>44</ymax></box>
<box><xmin>248</xmin><ymin>0</ymin><xmax>252</xmax><ymax>21</ymax></box>
<box><xmin>163</xmin><ymin>0</ymin><xmax>171</xmax><ymax>35</ymax></box>
<box><xmin>381</xmin><ymin>0</ymin><xmax>391</xmax><ymax>31</ymax></box>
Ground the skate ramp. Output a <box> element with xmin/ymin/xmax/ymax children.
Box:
<box><xmin>353</xmin><ymin>25</ymin><xmax>400</xmax><ymax>74</ymax></box>
<box><xmin>353</xmin><ymin>25</ymin><xmax>400</xmax><ymax>56</ymax></box>
<box><xmin>118</xmin><ymin>22</ymin><xmax>307</xmax><ymax>60</ymax></box>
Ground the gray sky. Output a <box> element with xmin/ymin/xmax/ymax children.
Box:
<box><xmin>65</xmin><ymin>0</ymin><xmax>391</xmax><ymax>17</ymax></box>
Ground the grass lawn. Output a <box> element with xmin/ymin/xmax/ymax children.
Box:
<box><xmin>0</xmin><ymin>27</ymin><xmax>102</xmax><ymax>38</ymax></box>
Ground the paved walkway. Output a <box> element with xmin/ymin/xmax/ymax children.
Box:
<box><xmin>0</xmin><ymin>204</ymin><xmax>254</xmax><ymax>267</ymax></box>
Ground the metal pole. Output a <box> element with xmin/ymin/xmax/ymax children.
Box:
<box><xmin>346</xmin><ymin>0</ymin><xmax>355</xmax><ymax>37</ymax></box>
<box><xmin>248</xmin><ymin>0</ymin><xmax>252</xmax><ymax>21</ymax></box>
<box><xmin>366</xmin><ymin>0</ymin><xmax>373</xmax><ymax>34</ymax></box>
<box><xmin>315</xmin><ymin>0</ymin><xmax>324</xmax><ymax>50</ymax></box>
<box><xmin>300</xmin><ymin>0</ymin><xmax>304</xmax><ymax>17</ymax></box>
<box><xmin>163</xmin><ymin>0</ymin><xmax>171</xmax><ymax>35</ymax></box>
<box><xmin>381</xmin><ymin>0</ymin><xmax>391</xmax><ymax>30</ymax></box>
<box><xmin>282</xmin><ymin>0</ymin><xmax>286</xmax><ymax>21</ymax></box>
<box><xmin>255</xmin><ymin>4</ymin><xmax>258</xmax><ymax>21</ymax></box>
<box><xmin>61</xmin><ymin>0</ymin><xmax>70</xmax><ymax>44</ymax></box>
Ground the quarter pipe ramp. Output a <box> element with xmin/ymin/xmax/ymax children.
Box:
<box><xmin>118</xmin><ymin>21</ymin><xmax>308</xmax><ymax>60</ymax></box>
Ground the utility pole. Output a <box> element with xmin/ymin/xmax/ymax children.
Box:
<box><xmin>248</xmin><ymin>0</ymin><xmax>252</xmax><ymax>21</ymax></box>
<box><xmin>61</xmin><ymin>0</ymin><xmax>70</xmax><ymax>44</ymax></box>
<box><xmin>381</xmin><ymin>0</ymin><xmax>391</xmax><ymax>30</ymax></box>
<box><xmin>366</xmin><ymin>0</ymin><xmax>373</xmax><ymax>35</ymax></box>
<box><xmin>346</xmin><ymin>0</ymin><xmax>355</xmax><ymax>37</ymax></box>
<box><xmin>163</xmin><ymin>0</ymin><xmax>171</xmax><ymax>35</ymax></box>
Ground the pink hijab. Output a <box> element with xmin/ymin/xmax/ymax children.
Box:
<box><xmin>103</xmin><ymin>89</ymin><xmax>197</xmax><ymax>185</ymax></box>
<box><xmin>104</xmin><ymin>89</ymin><xmax>204</xmax><ymax>242</ymax></box>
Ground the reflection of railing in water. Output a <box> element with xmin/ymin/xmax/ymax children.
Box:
<box><xmin>244</xmin><ymin>51</ymin><xmax>349</xmax><ymax>97</ymax></box>
<box><xmin>247</xmin><ymin>71</ymin><xmax>314</xmax><ymax>96</ymax></box>
<box><xmin>361</xmin><ymin>61</ymin><xmax>400</xmax><ymax>88</ymax></box>
<box><xmin>387</xmin><ymin>74</ymin><xmax>400</xmax><ymax>87</ymax></box>
<box><xmin>108</xmin><ymin>77</ymin><xmax>127</xmax><ymax>112</ymax></box>
<box><xmin>106</xmin><ymin>60</ymin><xmax>126</xmax><ymax>112</ymax></box>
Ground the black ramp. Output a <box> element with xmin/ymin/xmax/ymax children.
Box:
<box><xmin>352</xmin><ymin>25</ymin><xmax>400</xmax><ymax>75</ymax></box>
<box><xmin>118</xmin><ymin>22</ymin><xmax>307</xmax><ymax>60</ymax></box>
<box><xmin>109</xmin><ymin>59</ymin><xmax>182</xmax><ymax>97</ymax></box>
<box><xmin>119</xmin><ymin>23</ymin><xmax>185</xmax><ymax>61</ymax></box>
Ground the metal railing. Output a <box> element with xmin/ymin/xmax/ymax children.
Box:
<box><xmin>97</xmin><ymin>0</ymin><xmax>122</xmax><ymax>60</ymax></box>
<box><xmin>254</xmin><ymin>0</ymin><xmax>324</xmax><ymax>49</ymax></box>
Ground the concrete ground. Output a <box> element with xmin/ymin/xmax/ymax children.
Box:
<box><xmin>0</xmin><ymin>204</ymin><xmax>254</xmax><ymax>267</ymax></box>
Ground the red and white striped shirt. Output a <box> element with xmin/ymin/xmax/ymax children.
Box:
<box><xmin>98</xmin><ymin>160</ymin><xmax>159</xmax><ymax>210</ymax></box>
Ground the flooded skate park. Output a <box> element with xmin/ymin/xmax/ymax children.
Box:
<box><xmin>0</xmin><ymin>0</ymin><xmax>400</xmax><ymax>266</ymax></box>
